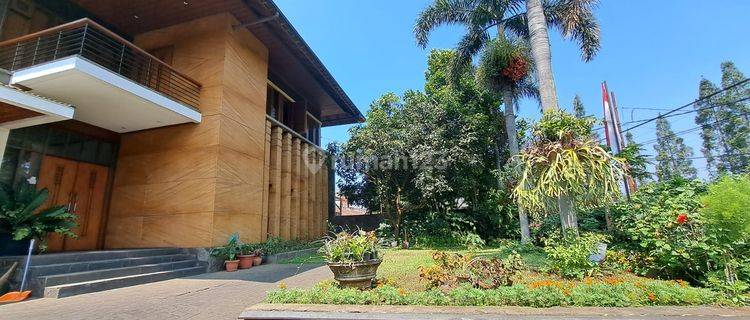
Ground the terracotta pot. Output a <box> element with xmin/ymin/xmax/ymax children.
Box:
<box><xmin>327</xmin><ymin>259</ymin><xmax>381</xmax><ymax>290</ymax></box>
<box><xmin>237</xmin><ymin>255</ymin><xmax>254</xmax><ymax>269</ymax></box>
<box><xmin>225</xmin><ymin>260</ymin><xmax>240</xmax><ymax>272</ymax></box>
<box><xmin>252</xmin><ymin>255</ymin><xmax>262</xmax><ymax>266</ymax></box>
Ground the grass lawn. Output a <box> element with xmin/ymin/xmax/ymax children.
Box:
<box><xmin>279</xmin><ymin>244</ymin><xmax>547</xmax><ymax>291</ymax></box>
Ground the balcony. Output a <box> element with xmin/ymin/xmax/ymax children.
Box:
<box><xmin>0</xmin><ymin>19</ymin><xmax>201</xmax><ymax>133</ymax></box>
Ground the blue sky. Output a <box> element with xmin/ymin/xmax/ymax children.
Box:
<box><xmin>275</xmin><ymin>0</ymin><xmax>750</xmax><ymax>179</ymax></box>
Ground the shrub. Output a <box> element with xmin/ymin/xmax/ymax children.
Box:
<box><xmin>266</xmin><ymin>277</ymin><xmax>724</xmax><ymax>307</ymax></box>
<box><xmin>418</xmin><ymin>251</ymin><xmax>525</xmax><ymax>289</ymax></box>
<box><xmin>210</xmin><ymin>233</ymin><xmax>242</xmax><ymax>261</ymax></box>
<box><xmin>0</xmin><ymin>182</ymin><xmax>77</xmax><ymax>251</ymax></box>
<box><xmin>613</xmin><ymin>178</ymin><xmax>711</xmax><ymax>281</ymax></box>
<box><xmin>544</xmin><ymin>233</ymin><xmax>608</xmax><ymax>279</ymax></box>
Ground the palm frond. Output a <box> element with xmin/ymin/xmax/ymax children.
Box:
<box><xmin>544</xmin><ymin>0</ymin><xmax>601</xmax><ymax>61</ymax></box>
<box><xmin>450</xmin><ymin>27</ymin><xmax>490</xmax><ymax>84</ymax></box>
<box><xmin>415</xmin><ymin>0</ymin><xmax>479</xmax><ymax>48</ymax></box>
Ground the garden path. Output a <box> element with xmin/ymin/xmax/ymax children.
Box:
<box><xmin>0</xmin><ymin>263</ymin><xmax>330</xmax><ymax>320</ymax></box>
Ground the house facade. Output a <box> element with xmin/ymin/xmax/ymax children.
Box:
<box><xmin>0</xmin><ymin>0</ymin><xmax>362</xmax><ymax>251</ymax></box>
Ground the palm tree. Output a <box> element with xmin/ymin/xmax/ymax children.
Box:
<box><xmin>525</xmin><ymin>0</ymin><xmax>601</xmax><ymax>111</ymax></box>
<box><xmin>415</xmin><ymin>0</ymin><xmax>601</xmax><ymax>241</ymax></box>
<box><xmin>416</xmin><ymin>0</ymin><xmax>536</xmax><ymax>243</ymax></box>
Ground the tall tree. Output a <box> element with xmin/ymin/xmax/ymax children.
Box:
<box><xmin>695</xmin><ymin>78</ymin><xmax>723</xmax><ymax>177</ymax></box>
<box><xmin>415</xmin><ymin>0</ymin><xmax>600</xmax><ymax>241</ymax></box>
<box><xmin>622</xmin><ymin>131</ymin><xmax>651</xmax><ymax>186</ymax></box>
<box><xmin>653</xmin><ymin>117</ymin><xmax>697</xmax><ymax>181</ymax></box>
<box><xmin>718</xmin><ymin>62</ymin><xmax>750</xmax><ymax>173</ymax></box>
<box><xmin>415</xmin><ymin>0</ymin><xmax>536</xmax><ymax>243</ymax></box>
<box><xmin>525</xmin><ymin>0</ymin><xmax>601</xmax><ymax>111</ymax></box>
<box><xmin>572</xmin><ymin>94</ymin><xmax>585</xmax><ymax>118</ymax></box>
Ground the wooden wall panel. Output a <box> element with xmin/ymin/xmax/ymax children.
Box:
<box><xmin>299</xmin><ymin>144</ymin><xmax>309</xmax><ymax>240</ymax></box>
<box><xmin>290</xmin><ymin>138</ymin><xmax>301</xmax><ymax>240</ymax></box>
<box><xmin>279</xmin><ymin>132</ymin><xmax>292</xmax><ymax>239</ymax></box>
<box><xmin>105</xmin><ymin>14</ymin><xmax>270</xmax><ymax>248</ymax></box>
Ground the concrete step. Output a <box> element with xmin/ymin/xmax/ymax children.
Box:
<box><xmin>40</xmin><ymin>260</ymin><xmax>204</xmax><ymax>287</ymax></box>
<box><xmin>27</xmin><ymin>254</ymin><xmax>195</xmax><ymax>277</ymax></box>
<box><xmin>24</xmin><ymin>248</ymin><xmax>187</xmax><ymax>265</ymax></box>
<box><xmin>43</xmin><ymin>266</ymin><xmax>206</xmax><ymax>298</ymax></box>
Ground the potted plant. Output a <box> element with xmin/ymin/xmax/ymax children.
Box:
<box><xmin>237</xmin><ymin>243</ymin><xmax>254</xmax><ymax>269</ymax></box>
<box><xmin>252</xmin><ymin>248</ymin><xmax>263</xmax><ymax>266</ymax></box>
<box><xmin>211</xmin><ymin>233</ymin><xmax>242</xmax><ymax>272</ymax></box>
<box><xmin>0</xmin><ymin>182</ymin><xmax>77</xmax><ymax>255</ymax></box>
<box><xmin>319</xmin><ymin>231</ymin><xmax>381</xmax><ymax>289</ymax></box>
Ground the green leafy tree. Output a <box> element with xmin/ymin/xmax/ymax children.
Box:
<box><xmin>653</xmin><ymin>117</ymin><xmax>697</xmax><ymax>181</ymax></box>
<box><xmin>572</xmin><ymin>94</ymin><xmax>586</xmax><ymax>118</ymax></box>
<box><xmin>336</xmin><ymin>51</ymin><xmax>510</xmax><ymax>242</ymax></box>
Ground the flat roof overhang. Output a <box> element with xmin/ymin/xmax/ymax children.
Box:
<box><xmin>10</xmin><ymin>56</ymin><xmax>202</xmax><ymax>133</ymax></box>
<box><xmin>0</xmin><ymin>85</ymin><xmax>75</xmax><ymax>129</ymax></box>
<box><xmin>68</xmin><ymin>0</ymin><xmax>365</xmax><ymax>127</ymax></box>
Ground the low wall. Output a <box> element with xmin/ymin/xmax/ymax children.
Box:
<box><xmin>329</xmin><ymin>214</ymin><xmax>383</xmax><ymax>232</ymax></box>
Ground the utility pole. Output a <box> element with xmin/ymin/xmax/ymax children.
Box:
<box><xmin>602</xmin><ymin>82</ymin><xmax>632</xmax><ymax>199</ymax></box>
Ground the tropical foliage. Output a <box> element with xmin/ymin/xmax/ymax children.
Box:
<box><xmin>513</xmin><ymin>110</ymin><xmax>625</xmax><ymax>217</ymax></box>
<box><xmin>319</xmin><ymin>231</ymin><xmax>380</xmax><ymax>263</ymax></box>
<box><xmin>0</xmin><ymin>182</ymin><xmax>77</xmax><ymax>250</ymax></box>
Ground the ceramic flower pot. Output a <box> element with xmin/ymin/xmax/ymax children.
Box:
<box><xmin>327</xmin><ymin>259</ymin><xmax>381</xmax><ymax>289</ymax></box>
<box><xmin>237</xmin><ymin>255</ymin><xmax>254</xmax><ymax>269</ymax></box>
<box><xmin>252</xmin><ymin>255</ymin><xmax>262</xmax><ymax>266</ymax></box>
<box><xmin>225</xmin><ymin>260</ymin><xmax>240</xmax><ymax>272</ymax></box>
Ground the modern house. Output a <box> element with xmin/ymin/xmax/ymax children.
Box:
<box><xmin>0</xmin><ymin>0</ymin><xmax>363</xmax><ymax>252</ymax></box>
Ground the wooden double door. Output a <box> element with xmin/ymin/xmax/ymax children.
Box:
<box><xmin>37</xmin><ymin>155</ymin><xmax>110</xmax><ymax>252</ymax></box>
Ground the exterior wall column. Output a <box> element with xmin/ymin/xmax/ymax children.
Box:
<box><xmin>279</xmin><ymin>132</ymin><xmax>292</xmax><ymax>239</ymax></box>
<box><xmin>299</xmin><ymin>144</ymin><xmax>309</xmax><ymax>240</ymax></box>
<box><xmin>268</xmin><ymin>126</ymin><xmax>282</xmax><ymax>238</ymax></box>
<box><xmin>290</xmin><ymin>138</ymin><xmax>301</xmax><ymax>240</ymax></box>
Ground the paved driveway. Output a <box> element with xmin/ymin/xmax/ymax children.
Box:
<box><xmin>0</xmin><ymin>263</ymin><xmax>330</xmax><ymax>320</ymax></box>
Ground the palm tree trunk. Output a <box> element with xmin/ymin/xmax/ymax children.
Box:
<box><xmin>503</xmin><ymin>94</ymin><xmax>531</xmax><ymax>243</ymax></box>
<box><xmin>525</xmin><ymin>0</ymin><xmax>558</xmax><ymax>111</ymax></box>
<box><xmin>557</xmin><ymin>194</ymin><xmax>578</xmax><ymax>237</ymax></box>
<box><xmin>490</xmin><ymin>104</ymin><xmax>504</xmax><ymax>189</ymax></box>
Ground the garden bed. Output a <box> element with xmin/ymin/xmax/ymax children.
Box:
<box><xmin>267</xmin><ymin>246</ymin><xmax>738</xmax><ymax>307</ymax></box>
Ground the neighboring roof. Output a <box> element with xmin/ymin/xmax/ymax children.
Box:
<box><xmin>68</xmin><ymin>0</ymin><xmax>364</xmax><ymax>127</ymax></box>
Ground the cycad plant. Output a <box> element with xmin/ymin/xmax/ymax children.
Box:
<box><xmin>513</xmin><ymin>110</ymin><xmax>624</xmax><ymax>236</ymax></box>
<box><xmin>0</xmin><ymin>182</ymin><xmax>77</xmax><ymax>251</ymax></box>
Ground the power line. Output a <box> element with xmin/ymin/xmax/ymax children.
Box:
<box><xmin>636</xmin><ymin>108</ymin><xmax>750</xmax><ymax>145</ymax></box>
<box><xmin>620</xmin><ymin>96</ymin><xmax>750</xmax><ymax>126</ymax></box>
<box><xmin>620</xmin><ymin>77</ymin><xmax>750</xmax><ymax>133</ymax></box>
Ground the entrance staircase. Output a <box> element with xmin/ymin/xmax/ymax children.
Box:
<box><xmin>5</xmin><ymin>248</ymin><xmax>206</xmax><ymax>298</ymax></box>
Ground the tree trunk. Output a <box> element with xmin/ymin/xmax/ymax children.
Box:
<box><xmin>490</xmin><ymin>104</ymin><xmax>504</xmax><ymax>189</ymax></box>
<box><xmin>557</xmin><ymin>195</ymin><xmax>578</xmax><ymax>237</ymax></box>
<box><xmin>503</xmin><ymin>93</ymin><xmax>531</xmax><ymax>244</ymax></box>
<box><xmin>525</xmin><ymin>0</ymin><xmax>558</xmax><ymax>111</ymax></box>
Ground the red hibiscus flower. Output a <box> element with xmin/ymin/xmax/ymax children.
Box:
<box><xmin>675</xmin><ymin>213</ymin><xmax>688</xmax><ymax>224</ymax></box>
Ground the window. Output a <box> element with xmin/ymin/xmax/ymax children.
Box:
<box><xmin>306</xmin><ymin>113</ymin><xmax>321</xmax><ymax>146</ymax></box>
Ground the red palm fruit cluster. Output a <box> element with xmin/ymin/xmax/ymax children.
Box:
<box><xmin>501</xmin><ymin>55</ymin><xmax>529</xmax><ymax>82</ymax></box>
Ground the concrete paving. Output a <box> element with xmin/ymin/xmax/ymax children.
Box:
<box><xmin>0</xmin><ymin>263</ymin><xmax>331</xmax><ymax>320</ymax></box>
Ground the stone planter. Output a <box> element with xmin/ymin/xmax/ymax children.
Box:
<box><xmin>327</xmin><ymin>259</ymin><xmax>381</xmax><ymax>289</ymax></box>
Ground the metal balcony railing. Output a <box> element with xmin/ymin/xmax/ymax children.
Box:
<box><xmin>0</xmin><ymin>18</ymin><xmax>201</xmax><ymax>110</ymax></box>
